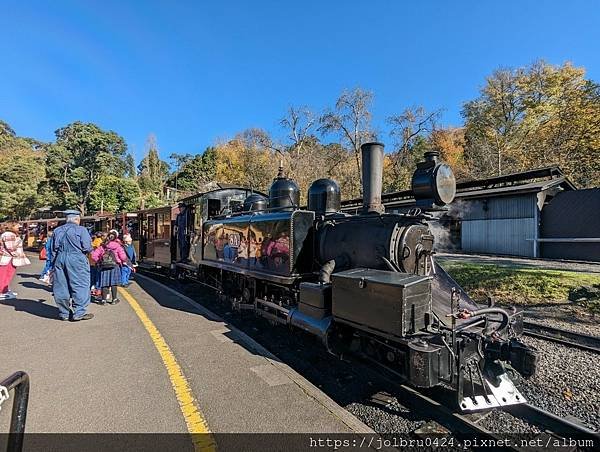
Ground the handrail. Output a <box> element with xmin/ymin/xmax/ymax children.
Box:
<box><xmin>0</xmin><ymin>371</ymin><xmax>30</xmax><ymax>452</ymax></box>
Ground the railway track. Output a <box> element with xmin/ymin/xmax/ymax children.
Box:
<box><xmin>138</xmin><ymin>269</ymin><xmax>599</xmax><ymax>449</ymax></box>
<box><xmin>523</xmin><ymin>321</ymin><xmax>600</xmax><ymax>353</ymax></box>
<box><xmin>364</xmin><ymin>360</ymin><xmax>600</xmax><ymax>450</ymax></box>
<box><xmin>506</xmin><ymin>403</ymin><xmax>600</xmax><ymax>445</ymax></box>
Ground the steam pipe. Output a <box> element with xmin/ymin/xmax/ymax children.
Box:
<box><xmin>319</xmin><ymin>260</ymin><xmax>336</xmax><ymax>284</ymax></box>
<box><xmin>360</xmin><ymin>142</ymin><xmax>385</xmax><ymax>214</ymax></box>
<box><xmin>470</xmin><ymin>307</ymin><xmax>510</xmax><ymax>333</ymax></box>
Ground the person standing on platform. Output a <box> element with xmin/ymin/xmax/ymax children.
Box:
<box><xmin>39</xmin><ymin>229</ymin><xmax>54</xmax><ymax>283</ymax></box>
<box><xmin>90</xmin><ymin>232</ymin><xmax>103</xmax><ymax>296</ymax></box>
<box><xmin>52</xmin><ymin>210</ymin><xmax>93</xmax><ymax>321</ymax></box>
<box><xmin>121</xmin><ymin>234</ymin><xmax>136</xmax><ymax>286</ymax></box>
<box><xmin>176</xmin><ymin>203</ymin><xmax>189</xmax><ymax>262</ymax></box>
<box><xmin>92</xmin><ymin>231</ymin><xmax>127</xmax><ymax>305</ymax></box>
<box><xmin>0</xmin><ymin>222</ymin><xmax>31</xmax><ymax>299</ymax></box>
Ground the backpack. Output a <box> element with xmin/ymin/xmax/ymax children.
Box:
<box><xmin>100</xmin><ymin>247</ymin><xmax>117</xmax><ymax>269</ymax></box>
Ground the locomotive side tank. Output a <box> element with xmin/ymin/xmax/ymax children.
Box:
<box><xmin>202</xmin><ymin>209</ymin><xmax>314</xmax><ymax>281</ymax></box>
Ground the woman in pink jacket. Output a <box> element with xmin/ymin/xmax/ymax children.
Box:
<box><xmin>91</xmin><ymin>232</ymin><xmax>127</xmax><ymax>305</ymax></box>
<box><xmin>0</xmin><ymin>222</ymin><xmax>31</xmax><ymax>299</ymax></box>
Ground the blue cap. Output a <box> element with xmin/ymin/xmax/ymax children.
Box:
<box><xmin>63</xmin><ymin>209</ymin><xmax>81</xmax><ymax>217</ymax></box>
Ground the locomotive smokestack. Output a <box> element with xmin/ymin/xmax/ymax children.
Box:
<box><xmin>361</xmin><ymin>142</ymin><xmax>385</xmax><ymax>214</ymax></box>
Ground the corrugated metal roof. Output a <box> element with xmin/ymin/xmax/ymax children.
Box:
<box><xmin>357</xmin><ymin>177</ymin><xmax>569</xmax><ymax>211</ymax></box>
<box><xmin>341</xmin><ymin>166</ymin><xmax>575</xmax><ymax>210</ymax></box>
<box><xmin>458</xmin><ymin>177</ymin><xmax>569</xmax><ymax>199</ymax></box>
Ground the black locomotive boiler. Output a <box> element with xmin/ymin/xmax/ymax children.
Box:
<box><xmin>176</xmin><ymin>143</ymin><xmax>537</xmax><ymax>411</ymax></box>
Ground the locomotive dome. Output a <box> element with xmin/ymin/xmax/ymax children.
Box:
<box><xmin>268</xmin><ymin>166</ymin><xmax>300</xmax><ymax>210</ymax></box>
<box><xmin>308</xmin><ymin>178</ymin><xmax>341</xmax><ymax>214</ymax></box>
<box><xmin>243</xmin><ymin>193</ymin><xmax>268</xmax><ymax>212</ymax></box>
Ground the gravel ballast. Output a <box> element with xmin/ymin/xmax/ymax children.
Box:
<box><xmin>512</xmin><ymin>336</ymin><xmax>600</xmax><ymax>431</ymax></box>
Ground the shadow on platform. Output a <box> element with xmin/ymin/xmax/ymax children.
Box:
<box><xmin>19</xmin><ymin>281</ymin><xmax>53</xmax><ymax>292</ymax></box>
<box><xmin>0</xmin><ymin>298</ymin><xmax>59</xmax><ymax>319</ymax></box>
<box><xmin>135</xmin><ymin>276</ymin><xmax>220</xmax><ymax>319</ymax></box>
<box><xmin>17</xmin><ymin>272</ymin><xmax>44</xmax><ymax>280</ymax></box>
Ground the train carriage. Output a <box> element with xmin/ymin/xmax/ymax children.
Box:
<box><xmin>137</xmin><ymin>205</ymin><xmax>178</xmax><ymax>268</ymax></box>
<box><xmin>136</xmin><ymin>186</ymin><xmax>261</xmax><ymax>271</ymax></box>
<box><xmin>2</xmin><ymin>213</ymin><xmax>115</xmax><ymax>251</ymax></box>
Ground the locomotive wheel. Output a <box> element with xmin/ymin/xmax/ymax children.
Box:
<box><xmin>174</xmin><ymin>267</ymin><xmax>188</xmax><ymax>283</ymax></box>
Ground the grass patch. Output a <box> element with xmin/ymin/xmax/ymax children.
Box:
<box><xmin>439</xmin><ymin>261</ymin><xmax>600</xmax><ymax>305</ymax></box>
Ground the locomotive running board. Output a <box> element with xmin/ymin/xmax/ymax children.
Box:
<box><xmin>460</xmin><ymin>372</ymin><xmax>525</xmax><ymax>411</ymax></box>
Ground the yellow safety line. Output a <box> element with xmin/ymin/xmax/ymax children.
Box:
<box><xmin>119</xmin><ymin>287</ymin><xmax>216</xmax><ymax>451</ymax></box>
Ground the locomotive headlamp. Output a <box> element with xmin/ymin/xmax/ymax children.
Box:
<box><xmin>411</xmin><ymin>151</ymin><xmax>456</xmax><ymax>208</ymax></box>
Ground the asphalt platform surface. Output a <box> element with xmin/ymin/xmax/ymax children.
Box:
<box><xmin>0</xmin><ymin>258</ymin><xmax>369</xmax><ymax>439</ymax></box>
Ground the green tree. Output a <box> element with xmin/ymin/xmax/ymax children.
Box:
<box><xmin>168</xmin><ymin>148</ymin><xmax>217</xmax><ymax>192</ymax></box>
<box><xmin>89</xmin><ymin>175</ymin><xmax>141</xmax><ymax>213</ymax></box>
<box><xmin>462</xmin><ymin>61</ymin><xmax>600</xmax><ymax>186</ymax></box>
<box><xmin>45</xmin><ymin>121</ymin><xmax>128</xmax><ymax>214</ymax></box>
<box><xmin>138</xmin><ymin>134</ymin><xmax>170</xmax><ymax>204</ymax></box>
<box><xmin>0</xmin><ymin>120</ymin><xmax>47</xmax><ymax>219</ymax></box>
<box><xmin>125</xmin><ymin>154</ymin><xmax>137</xmax><ymax>178</ymax></box>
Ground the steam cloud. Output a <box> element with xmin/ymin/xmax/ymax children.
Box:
<box><xmin>427</xmin><ymin>199</ymin><xmax>472</xmax><ymax>252</ymax></box>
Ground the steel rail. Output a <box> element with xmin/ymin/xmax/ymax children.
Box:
<box><xmin>505</xmin><ymin>403</ymin><xmax>600</xmax><ymax>445</ymax></box>
<box><xmin>523</xmin><ymin>321</ymin><xmax>600</xmax><ymax>354</ymax></box>
<box><xmin>358</xmin><ymin>358</ymin><xmax>519</xmax><ymax>450</ymax></box>
<box><xmin>367</xmin><ymin>385</ymin><xmax>506</xmax><ymax>444</ymax></box>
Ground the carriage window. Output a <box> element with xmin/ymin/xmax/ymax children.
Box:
<box><xmin>162</xmin><ymin>214</ymin><xmax>171</xmax><ymax>239</ymax></box>
<box><xmin>127</xmin><ymin>219</ymin><xmax>139</xmax><ymax>240</ymax></box>
<box><xmin>156</xmin><ymin>213</ymin><xmax>171</xmax><ymax>240</ymax></box>
<box><xmin>207</xmin><ymin>199</ymin><xmax>221</xmax><ymax>218</ymax></box>
<box><xmin>148</xmin><ymin>215</ymin><xmax>155</xmax><ymax>240</ymax></box>
<box><xmin>140</xmin><ymin>217</ymin><xmax>148</xmax><ymax>240</ymax></box>
<box><xmin>157</xmin><ymin>213</ymin><xmax>164</xmax><ymax>239</ymax></box>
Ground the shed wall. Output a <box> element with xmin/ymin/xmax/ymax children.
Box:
<box><xmin>462</xmin><ymin>218</ymin><xmax>536</xmax><ymax>256</ymax></box>
<box><xmin>460</xmin><ymin>194</ymin><xmax>537</xmax><ymax>257</ymax></box>
<box><xmin>540</xmin><ymin>188</ymin><xmax>600</xmax><ymax>262</ymax></box>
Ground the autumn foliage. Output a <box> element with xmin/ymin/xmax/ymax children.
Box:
<box><xmin>1</xmin><ymin>61</ymin><xmax>599</xmax><ymax>219</ymax></box>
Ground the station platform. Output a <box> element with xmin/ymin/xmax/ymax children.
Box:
<box><xmin>0</xmin><ymin>258</ymin><xmax>373</xmax><ymax>449</ymax></box>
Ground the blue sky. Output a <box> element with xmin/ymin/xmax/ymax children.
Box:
<box><xmin>2</xmin><ymin>0</ymin><xmax>599</xmax><ymax>163</ymax></box>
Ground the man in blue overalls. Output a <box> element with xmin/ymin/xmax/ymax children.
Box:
<box><xmin>52</xmin><ymin>210</ymin><xmax>94</xmax><ymax>321</ymax></box>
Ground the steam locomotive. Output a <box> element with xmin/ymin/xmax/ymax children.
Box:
<box><xmin>139</xmin><ymin>143</ymin><xmax>537</xmax><ymax>411</ymax></box>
